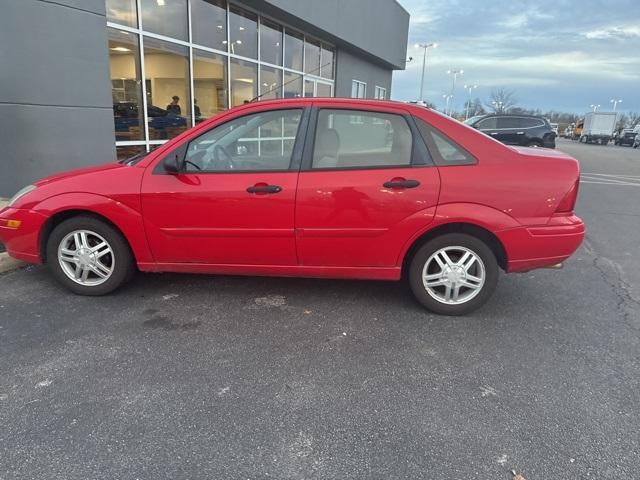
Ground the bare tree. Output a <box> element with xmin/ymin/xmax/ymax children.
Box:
<box><xmin>486</xmin><ymin>88</ymin><xmax>518</xmax><ymax>114</ymax></box>
<box><xmin>627</xmin><ymin>111</ymin><xmax>640</xmax><ymax>128</ymax></box>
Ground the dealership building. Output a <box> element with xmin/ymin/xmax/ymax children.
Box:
<box><xmin>0</xmin><ymin>0</ymin><xmax>410</xmax><ymax>196</ymax></box>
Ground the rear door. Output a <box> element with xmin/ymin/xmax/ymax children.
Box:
<box><xmin>295</xmin><ymin>103</ymin><xmax>441</xmax><ymax>267</ymax></box>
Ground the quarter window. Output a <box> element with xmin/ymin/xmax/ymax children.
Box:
<box><xmin>415</xmin><ymin>119</ymin><xmax>476</xmax><ymax>166</ymax></box>
<box><xmin>312</xmin><ymin>110</ymin><xmax>413</xmax><ymax>169</ymax></box>
<box><xmin>184</xmin><ymin>109</ymin><xmax>302</xmax><ymax>172</ymax></box>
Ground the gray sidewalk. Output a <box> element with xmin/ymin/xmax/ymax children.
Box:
<box><xmin>0</xmin><ymin>197</ymin><xmax>26</xmax><ymax>273</ymax></box>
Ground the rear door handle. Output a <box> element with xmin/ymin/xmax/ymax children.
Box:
<box><xmin>246</xmin><ymin>184</ymin><xmax>282</xmax><ymax>194</ymax></box>
<box><xmin>516</xmin><ymin>131</ymin><xmax>525</xmax><ymax>135</ymax></box>
<box><xmin>383</xmin><ymin>179</ymin><xmax>420</xmax><ymax>189</ymax></box>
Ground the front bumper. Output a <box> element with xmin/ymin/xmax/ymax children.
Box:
<box><xmin>0</xmin><ymin>207</ymin><xmax>47</xmax><ymax>263</ymax></box>
<box><xmin>497</xmin><ymin>214</ymin><xmax>585</xmax><ymax>273</ymax></box>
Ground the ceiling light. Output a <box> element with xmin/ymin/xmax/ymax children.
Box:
<box><xmin>236</xmin><ymin>40</ymin><xmax>242</xmax><ymax>44</ymax></box>
<box><xmin>217</xmin><ymin>25</ymin><xmax>223</xmax><ymax>29</ymax></box>
<box><xmin>222</xmin><ymin>40</ymin><xmax>228</xmax><ymax>44</ymax></box>
<box><xmin>110</xmin><ymin>46</ymin><xmax>131</xmax><ymax>52</ymax></box>
<box><xmin>156</xmin><ymin>0</ymin><xmax>165</xmax><ymax>5</ymax></box>
<box><xmin>235</xmin><ymin>78</ymin><xmax>254</xmax><ymax>83</ymax></box>
<box><xmin>239</xmin><ymin>26</ymin><xmax>245</xmax><ymax>31</ymax></box>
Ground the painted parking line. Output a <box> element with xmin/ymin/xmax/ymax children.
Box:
<box><xmin>580</xmin><ymin>172</ymin><xmax>640</xmax><ymax>187</ymax></box>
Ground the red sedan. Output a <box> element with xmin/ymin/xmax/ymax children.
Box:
<box><xmin>0</xmin><ymin>98</ymin><xmax>584</xmax><ymax>315</ymax></box>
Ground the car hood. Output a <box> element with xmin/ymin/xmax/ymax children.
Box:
<box><xmin>34</xmin><ymin>162</ymin><xmax>124</xmax><ymax>187</ymax></box>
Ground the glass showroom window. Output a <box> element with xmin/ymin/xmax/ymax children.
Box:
<box><xmin>230</xmin><ymin>58</ymin><xmax>257</xmax><ymax>106</ymax></box>
<box><xmin>191</xmin><ymin>0</ymin><xmax>227</xmax><ymax>51</ymax></box>
<box><xmin>304</xmin><ymin>38</ymin><xmax>321</xmax><ymax>75</ymax></box>
<box><xmin>106</xmin><ymin>0</ymin><xmax>137</xmax><ymax>27</ymax></box>
<box><xmin>260</xmin><ymin>19</ymin><xmax>283</xmax><ymax>66</ymax></box>
<box><xmin>260</xmin><ymin>65</ymin><xmax>282</xmax><ymax>100</ymax></box>
<box><xmin>193</xmin><ymin>49</ymin><xmax>228</xmax><ymax>123</ymax></box>
<box><xmin>109</xmin><ymin>28</ymin><xmax>144</xmax><ymax>142</ymax></box>
<box><xmin>229</xmin><ymin>6</ymin><xmax>258</xmax><ymax>58</ymax></box>
<box><xmin>143</xmin><ymin>37</ymin><xmax>191</xmax><ymax>140</ymax></box>
<box><xmin>283</xmin><ymin>71</ymin><xmax>302</xmax><ymax>98</ymax></box>
<box><xmin>304</xmin><ymin>79</ymin><xmax>314</xmax><ymax>97</ymax></box>
<box><xmin>320</xmin><ymin>45</ymin><xmax>334</xmax><ymax>79</ymax></box>
<box><xmin>284</xmin><ymin>29</ymin><xmax>303</xmax><ymax>71</ymax></box>
<box><xmin>106</xmin><ymin>2</ymin><xmax>334</xmax><ymax>155</ymax></box>
<box><xmin>317</xmin><ymin>82</ymin><xmax>332</xmax><ymax>97</ymax></box>
<box><xmin>140</xmin><ymin>0</ymin><xmax>188</xmax><ymax>41</ymax></box>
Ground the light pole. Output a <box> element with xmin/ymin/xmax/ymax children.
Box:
<box><xmin>463</xmin><ymin>84</ymin><xmax>478</xmax><ymax>119</ymax></box>
<box><xmin>442</xmin><ymin>94</ymin><xmax>453</xmax><ymax>115</ymax></box>
<box><xmin>590</xmin><ymin>104</ymin><xmax>600</xmax><ymax>112</ymax></box>
<box><xmin>447</xmin><ymin>69</ymin><xmax>463</xmax><ymax>116</ymax></box>
<box><xmin>610</xmin><ymin>99</ymin><xmax>622</xmax><ymax>111</ymax></box>
<box><xmin>415</xmin><ymin>43</ymin><xmax>438</xmax><ymax>102</ymax></box>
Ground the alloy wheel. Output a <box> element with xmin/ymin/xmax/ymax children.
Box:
<box><xmin>57</xmin><ymin>230</ymin><xmax>115</xmax><ymax>286</ymax></box>
<box><xmin>422</xmin><ymin>246</ymin><xmax>486</xmax><ymax>305</ymax></box>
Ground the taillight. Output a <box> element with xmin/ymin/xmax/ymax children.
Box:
<box><xmin>555</xmin><ymin>177</ymin><xmax>580</xmax><ymax>213</ymax></box>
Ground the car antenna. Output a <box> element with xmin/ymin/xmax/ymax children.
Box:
<box><xmin>249</xmin><ymin>61</ymin><xmax>332</xmax><ymax>103</ymax></box>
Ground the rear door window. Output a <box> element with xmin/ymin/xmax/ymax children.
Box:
<box><xmin>311</xmin><ymin>109</ymin><xmax>413</xmax><ymax>169</ymax></box>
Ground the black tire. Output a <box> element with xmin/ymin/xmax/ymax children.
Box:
<box><xmin>408</xmin><ymin>233</ymin><xmax>499</xmax><ymax>316</ymax></box>
<box><xmin>46</xmin><ymin>215</ymin><xmax>135</xmax><ymax>295</ymax></box>
<box><xmin>525</xmin><ymin>140</ymin><xmax>543</xmax><ymax>148</ymax></box>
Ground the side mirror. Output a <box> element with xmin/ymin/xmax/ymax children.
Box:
<box><xmin>163</xmin><ymin>153</ymin><xmax>182</xmax><ymax>174</ymax></box>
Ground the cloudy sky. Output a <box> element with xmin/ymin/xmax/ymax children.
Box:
<box><xmin>391</xmin><ymin>0</ymin><xmax>640</xmax><ymax>115</ymax></box>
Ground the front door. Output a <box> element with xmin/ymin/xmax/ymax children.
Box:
<box><xmin>295</xmin><ymin>105</ymin><xmax>441</xmax><ymax>267</ymax></box>
<box><xmin>141</xmin><ymin>107</ymin><xmax>306</xmax><ymax>265</ymax></box>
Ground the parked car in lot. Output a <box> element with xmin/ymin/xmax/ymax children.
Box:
<box><xmin>464</xmin><ymin>114</ymin><xmax>556</xmax><ymax>148</ymax></box>
<box><xmin>614</xmin><ymin>128</ymin><xmax>637</xmax><ymax>147</ymax></box>
<box><xmin>0</xmin><ymin>99</ymin><xmax>584</xmax><ymax>315</ymax></box>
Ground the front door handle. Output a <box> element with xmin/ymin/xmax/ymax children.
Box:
<box><xmin>516</xmin><ymin>131</ymin><xmax>525</xmax><ymax>135</ymax></box>
<box><xmin>383</xmin><ymin>179</ymin><xmax>420</xmax><ymax>189</ymax></box>
<box><xmin>246</xmin><ymin>184</ymin><xmax>282</xmax><ymax>194</ymax></box>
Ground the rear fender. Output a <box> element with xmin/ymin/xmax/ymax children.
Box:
<box><xmin>397</xmin><ymin>202</ymin><xmax>520</xmax><ymax>265</ymax></box>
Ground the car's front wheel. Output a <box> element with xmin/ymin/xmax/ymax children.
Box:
<box><xmin>46</xmin><ymin>216</ymin><xmax>135</xmax><ymax>295</ymax></box>
<box><xmin>408</xmin><ymin>233</ymin><xmax>499</xmax><ymax>316</ymax></box>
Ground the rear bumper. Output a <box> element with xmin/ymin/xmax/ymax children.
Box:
<box><xmin>497</xmin><ymin>214</ymin><xmax>585</xmax><ymax>273</ymax></box>
<box><xmin>0</xmin><ymin>207</ymin><xmax>47</xmax><ymax>264</ymax></box>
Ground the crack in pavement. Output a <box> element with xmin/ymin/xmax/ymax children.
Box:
<box><xmin>583</xmin><ymin>236</ymin><xmax>640</xmax><ymax>330</ymax></box>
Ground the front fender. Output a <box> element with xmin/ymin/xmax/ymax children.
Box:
<box><xmin>33</xmin><ymin>192</ymin><xmax>154</xmax><ymax>264</ymax></box>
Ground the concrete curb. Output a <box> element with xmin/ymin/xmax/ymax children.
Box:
<box><xmin>0</xmin><ymin>198</ymin><xmax>27</xmax><ymax>274</ymax></box>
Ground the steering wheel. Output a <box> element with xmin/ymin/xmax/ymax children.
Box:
<box><xmin>213</xmin><ymin>144</ymin><xmax>234</xmax><ymax>170</ymax></box>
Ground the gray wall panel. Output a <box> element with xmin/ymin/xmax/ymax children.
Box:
<box><xmin>335</xmin><ymin>49</ymin><xmax>393</xmax><ymax>99</ymax></box>
<box><xmin>0</xmin><ymin>104</ymin><xmax>115</xmax><ymax>196</ymax></box>
<box><xmin>0</xmin><ymin>0</ymin><xmax>112</xmax><ymax>107</ymax></box>
<box><xmin>37</xmin><ymin>0</ymin><xmax>106</xmax><ymax>15</ymax></box>
<box><xmin>0</xmin><ymin>0</ymin><xmax>114</xmax><ymax>197</ymax></box>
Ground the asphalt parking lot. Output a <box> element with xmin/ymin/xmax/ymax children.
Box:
<box><xmin>1</xmin><ymin>139</ymin><xmax>639</xmax><ymax>479</ymax></box>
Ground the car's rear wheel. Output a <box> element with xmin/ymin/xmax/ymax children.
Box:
<box><xmin>408</xmin><ymin>233</ymin><xmax>498</xmax><ymax>316</ymax></box>
<box><xmin>46</xmin><ymin>216</ymin><xmax>134</xmax><ymax>295</ymax></box>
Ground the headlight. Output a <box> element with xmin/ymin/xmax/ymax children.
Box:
<box><xmin>7</xmin><ymin>185</ymin><xmax>37</xmax><ymax>207</ymax></box>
